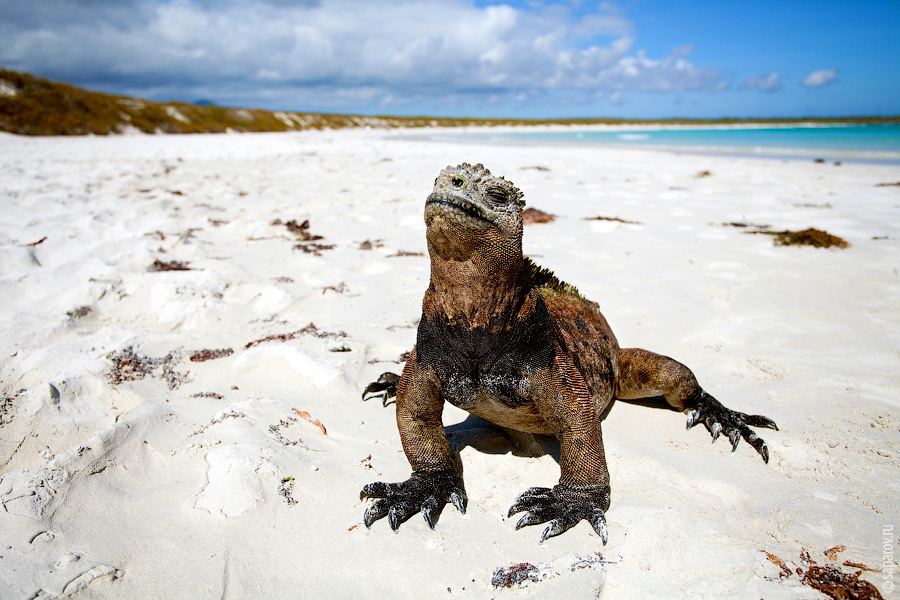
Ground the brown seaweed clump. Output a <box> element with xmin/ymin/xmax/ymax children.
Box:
<box><xmin>107</xmin><ymin>347</ymin><xmax>159</xmax><ymax>383</ymax></box>
<box><xmin>762</xmin><ymin>548</ymin><xmax>883</xmax><ymax>600</ymax></box>
<box><xmin>148</xmin><ymin>259</ymin><xmax>191</xmax><ymax>271</ymax></box>
<box><xmin>586</xmin><ymin>215</ymin><xmax>643</xmax><ymax>225</ymax></box>
<box><xmin>1</xmin><ymin>390</ymin><xmax>22</xmax><ymax>427</ymax></box>
<box><xmin>189</xmin><ymin>348</ymin><xmax>234</xmax><ymax>362</ymax></box>
<box><xmin>107</xmin><ymin>347</ymin><xmax>188</xmax><ymax>389</ymax></box>
<box><xmin>522</xmin><ymin>207</ymin><xmax>556</xmax><ymax>225</ymax></box>
<box><xmin>748</xmin><ymin>227</ymin><xmax>850</xmax><ymax>249</ymax></box>
<box><xmin>491</xmin><ymin>563</ymin><xmax>540</xmax><ymax>588</ymax></box>
<box><xmin>244</xmin><ymin>322</ymin><xmax>347</xmax><ymax>350</ymax></box>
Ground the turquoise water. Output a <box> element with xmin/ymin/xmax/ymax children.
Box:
<box><xmin>432</xmin><ymin>124</ymin><xmax>900</xmax><ymax>163</ymax></box>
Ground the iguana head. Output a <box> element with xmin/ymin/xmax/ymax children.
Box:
<box><xmin>424</xmin><ymin>163</ymin><xmax>525</xmax><ymax>263</ymax></box>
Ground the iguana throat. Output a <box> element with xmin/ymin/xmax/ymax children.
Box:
<box><xmin>423</xmin><ymin>163</ymin><xmax>529</xmax><ymax>329</ymax></box>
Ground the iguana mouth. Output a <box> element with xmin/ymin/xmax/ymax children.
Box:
<box><xmin>426</xmin><ymin>193</ymin><xmax>493</xmax><ymax>224</ymax></box>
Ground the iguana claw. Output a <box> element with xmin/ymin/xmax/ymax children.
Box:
<box><xmin>361</xmin><ymin>372</ymin><xmax>400</xmax><ymax>406</ymax></box>
<box><xmin>361</xmin><ymin>471</ymin><xmax>466</xmax><ymax>531</ymax></box>
<box><xmin>686</xmin><ymin>391</ymin><xmax>778</xmax><ymax>463</ymax></box>
<box><xmin>508</xmin><ymin>484</ymin><xmax>610</xmax><ymax>544</ymax></box>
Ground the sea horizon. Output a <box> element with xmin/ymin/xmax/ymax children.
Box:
<box><xmin>421</xmin><ymin>122</ymin><xmax>900</xmax><ymax>165</ymax></box>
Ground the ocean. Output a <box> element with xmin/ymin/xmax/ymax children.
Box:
<box><xmin>428</xmin><ymin>123</ymin><xmax>900</xmax><ymax>164</ymax></box>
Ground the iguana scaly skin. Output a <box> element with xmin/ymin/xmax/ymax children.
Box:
<box><xmin>360</xmin><ymin>163</ymin><xmax>777</xmax><ymax>543</ymax></box>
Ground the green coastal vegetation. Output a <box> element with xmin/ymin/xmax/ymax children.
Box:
<box><xmin>1</xmin><ymin>69</ymin><xmax>897</xmax><ymax>136</ymax></box>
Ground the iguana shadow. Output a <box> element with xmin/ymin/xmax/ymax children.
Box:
<box><xmin>445</xmin><ymin>395</ymin><xmax>675</xmax><ymax>470</ymax></box>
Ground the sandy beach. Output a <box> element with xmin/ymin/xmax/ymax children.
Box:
<box><xmin>1</xmin><ymin>128</ymin><xmax>898</xmax><ymax>599</ymax></box>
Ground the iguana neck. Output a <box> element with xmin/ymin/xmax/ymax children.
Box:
<box><xmin>425</xmin><ymin>253</ymin><xmax>531</xmax><ymax>330</ymax></box>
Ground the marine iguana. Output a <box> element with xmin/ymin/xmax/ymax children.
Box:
<box><xmin>360</xmin><ymin>163</ymin><xmax>777</xmax><ymax>543</ymax></box>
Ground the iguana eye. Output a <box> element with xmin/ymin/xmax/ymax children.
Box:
<box><xmin>486</xmin><ymin>186</ymin><xmax>508</xmax><ymax>204</ymax></box>
<box><xmin>451</xmin><ymin>177</ymin><xmax>464</xmax><ymax>188</ymax></box>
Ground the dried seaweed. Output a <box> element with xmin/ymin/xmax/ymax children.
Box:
<box><xmin>279</xmin><ymin>477</ymin><xmax>297</xmax><ymax>506</ymax></box>
<box><xmin>322</xmin><ymin>282</ymin><xmax>348</xmax><ymax>294</ymax></box>
<box><xmin>762</xmin><ymin>548</ymin><xmax>883</xmax><ymax>600</ymax></box>
<box><xmin>269</xmin><ymin>420</ymin><xmax>302</xmax><ymax>446</ymax></box>
<box><xmin>843</xmin><ymin>561</ymin><xmax>878</xmax><ymax>572</ymax></box>
<box><xmin>358</xmin><ymin>239</ymin><xmax>384</xmax><ymax>250</ymax></box>
<box><xmin>875</xmin><ymin>181</ymin><xmax>900</xmax><ymax>187</ymax></box>
<box><xmin>585</xmin><ymin>215</ymin><xmax>643</xmax><ymax>225</ymax></box>
<box><xmin>244</xmin><ymin>322</ymin><xmax>348</xmax><ymax>350</ymax></box>
<box><xmin>722</xmin><ymin>221</ymin><xmax>770</xmax><ymax>229</ymax></box>
<box><xmin>388</xmin><ymin>250</ymin><xmax>424</xmax><ymax>257</ymax></box>
<box><xmin>569</xmin><ymin>552</ymin><xmax>608</xmax><ymax>571</ymax></box>
<box><xmin>825</xmin><ymin>545</ymin><xmax>847</xmax><ymax>561</ymax></box>
<box><xmin>1</xmin><ymin>390</ymin><xmax>23</xmax><ymax>427</ymax></box>
<box><xmin>763</xmin><ymin>551</ymin><xmax>794</xmax><ymax>579</ymax></box>
<box><xmin>273</xmin><ymin>218</ymin><xmax>323</xmax><ymax>241</ymax></box>
<box><xmin>106</xmin><ymin>347</ymin><xmax>189</xmax><ymax>389</ymax></box>
<box><xmin>147</xmin><ymin>259</ymin><xmax>191</xmax><ymax>272</ymax></box>
<box><xmin>161</xmin><ymin>362</ymin><xmax>188</xmax><ymax>390</ymax></box>
<box><xmin>267</xmin><ymin>414</ymin><xmax>317</xmax><ymax>450</ymax></box>
<box><xmin>106</xmin><ymin>347</ymin><xmax>158</xmax><ymax>384</ymax></box>
<box><xmin>189</xmin><ymin>348</ymin><xmax>234</xmax><ymax>362</ymax></box>
<box><xmin>66</xmin><ymin>305</ymin><xmax>92</xmax><ymax>319</ymax></box>
<box><xmin>490</xmin><ymin>553</ymin><xmax>610</xmax><ymax>589</ymax></box>
<box><xmin>492</xmin><ymin>563</ymin><xmax>540</xmax><ymax>588</ymax></box>
<box><xmin>746</xmin><ymin>227</ymin><xmax>850</xmax><ymax>249</ymax></box>
<box><xmin>696</xmin><ymin>170</ymin><xmax>713</xmax><ymax>178</ymax></box>
<box><xmin>522</xmin><ymin>207</ymin><xmax>556</xmax><ymax>224</ymax></box>
<box><xmin>190</xmin><ymin>392</ymin><xmax>224</xmax><ymax>399</ymax></box>
<box><xmin>189</xmin><ymin>409</ymin><xmax>246</xmax><ymax>437</ymax></box>
<box><xmin>802</xmin><ymin>563</ymin><xmax>882</xmax><ymax>599</ymax></box>
<box><xmin>293</xmin><ymin>242</ymin><xmax>335</xmax><ymax>255</ymax></box>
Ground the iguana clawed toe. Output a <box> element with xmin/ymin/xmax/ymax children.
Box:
<box><xmin>361</xmin><ymin>471</ymin><xmax>466</xmax><ymax>530</ymax></box>
<box><xmin>508</xmin><ymin>484</ymin><xmax>610</xmax><ymax>544</ymax></box>
<box><xmin>361</xmin><ymin>372</ymin><xmax>399</xmax><ymax>406</ymax></box>
<box><xmin>686</xmin><ymin>391</ymin><xmax>779</xmax><ymax>462</ymax></box>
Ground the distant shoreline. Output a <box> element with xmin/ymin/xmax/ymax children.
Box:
<box><xmin>2</xmin><ymin>69</ymin><xmax>898</xmax><ymax>136</ymax></box>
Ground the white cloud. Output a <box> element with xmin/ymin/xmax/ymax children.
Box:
<box><xmin>802</xmin><ymin>69</ymin><xmax>837</xmax><ymax>88</ymax></box>
<box><xmin>0</xmin><ymin>0</ymin><xmax>728</xmax><ymax>112</ymax></box>
<box><xmin>744</xmin><ymin>72</ymin><xmax>782</xmax><ymax>92</ymax></box>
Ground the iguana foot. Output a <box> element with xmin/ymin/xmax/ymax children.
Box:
<box><xmin>508</xmin><ymin>484</ymin><xmax>610</xmax><ymax>544</ymax></box>
<box><xmin>685</xmin><ymin>391</ymin><xmax>778</xmax><ymax>463</ymax></box>
<box><xmin>361</xmin><ymin>471</ymin><xmax>467</xmax><ymax>531</ymax></box>
<box><xmin>361</xmin><ymin>372</ymin><xmax>400</xmax><ymax>406</ymax></box>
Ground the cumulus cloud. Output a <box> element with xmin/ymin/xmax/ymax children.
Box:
<box><xmin>0</xmin><ymin>0</ymin><xmax>727</xmax><ymax>112</ymax></box>
<box><xmin>743</xmin><ymin>72</ymin><xmax>782</xmax><ymax>92</ymax></box>
<box><xmin>802</xmin><ymin>69</ymin><xmax>837</xmax><ymax>88</ymax></box>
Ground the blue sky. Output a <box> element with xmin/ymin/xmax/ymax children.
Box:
<box><xmin>1</xmin><ymin>0</ymin><xmax>898</xmax><ymax>119</ymax></box>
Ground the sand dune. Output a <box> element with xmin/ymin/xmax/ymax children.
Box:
<box><xmin>1</xmin><ymin>129</ymin><xmax>897</xmax><ymax>599</ymax></box>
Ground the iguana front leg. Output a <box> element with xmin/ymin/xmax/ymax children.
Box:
<box><xmin>508</xmin><ymin>353</ymin><xmax>612</xmax><ymax>543</ymax></box>
<box><xmin>360</xmin><ymin>351</ymin><xmax>467</xmax><ymax>530</ymax></box>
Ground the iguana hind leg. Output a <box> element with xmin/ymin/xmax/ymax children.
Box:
<box><xmin>616</xmin><ymin>347</ymin><xmax>778</xmax><ymax>462</ymax></box>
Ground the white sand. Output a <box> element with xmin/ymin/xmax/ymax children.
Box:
<box><xmin>0</xmin><ymin>129</ymin><xmax>898</xmax><ymax>599</ymax></box>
